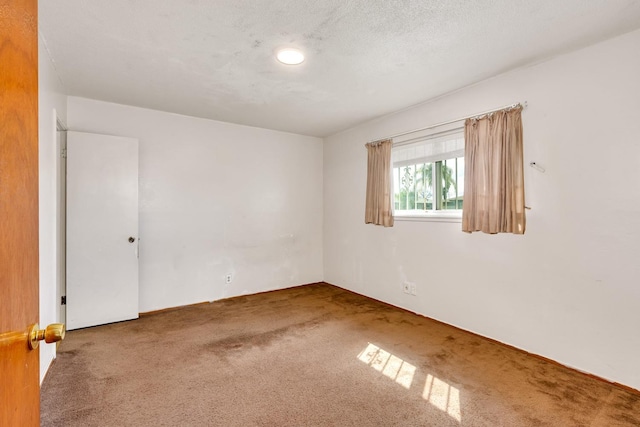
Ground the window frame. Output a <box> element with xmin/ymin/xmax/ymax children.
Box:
<box><xmin>391</xmin><ymin>124</ymin><xmax>465</xmax><ymax>223</ymax></box>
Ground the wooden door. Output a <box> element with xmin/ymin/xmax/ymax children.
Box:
<box><xmin>0</xmin><ymin>0</ymin><xmax>40</xmax><ymax>425</ymax></box>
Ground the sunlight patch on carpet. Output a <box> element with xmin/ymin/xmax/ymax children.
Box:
<box><xmin>423</xmin><ymin>374</ymin><xmax>461</xmax><ymax>422</ymax></box>
<box><xmin>356</xmin><ymin>343</ymin><xmax>461</xmax><ymax>423</ymax></box>
<box><xmin>357</xmin><ymin>343</ymin><xmax>416</xmax><ymax>389</ymax></box>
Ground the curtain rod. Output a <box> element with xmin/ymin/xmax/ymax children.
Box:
<box><xmin>368</xmin><ymin>101</ymin><xmax>527</xmax><ymax>144</ymax></box>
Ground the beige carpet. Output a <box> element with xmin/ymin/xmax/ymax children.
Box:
<box><xmin>41</xmin><ymin>283</ymin><xmax>640</xmax><ymax>426</ymax></box>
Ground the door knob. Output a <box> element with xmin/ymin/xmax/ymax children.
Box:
<box><xmin>128</xmin><ymin>236</ymin><xmax>135</xmax><ymax>243</ymax></box>
<box><xmin>28</xmin><ymin>323</ymin><xmax>65</xmax><ymax>350</ymax></box>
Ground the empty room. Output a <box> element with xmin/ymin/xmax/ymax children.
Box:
<box><xmin>2</xmin><ymin>0</ymin><xmax>640</xmax><ymax>425</ymax></box>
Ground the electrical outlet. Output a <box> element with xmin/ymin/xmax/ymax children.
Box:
<box><xmin>410</xmin><ymin>283</ymin><xmax>417</xmax><ymax>296</ymax></box>
<box><xmin>402</xmin><ymin>282</ymin><xmax>411</xmax><ymax>294</ymax></box>
<box><xmin>225</xmin><ymin>274</ymin><xmax>232</xmax><ymax>284</ymax></box>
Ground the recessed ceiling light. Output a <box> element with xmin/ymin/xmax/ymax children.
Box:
<box><xmin>276</xmin><ymin>48</ymin><xmax>304</xmax><ymax>65</ymax></box>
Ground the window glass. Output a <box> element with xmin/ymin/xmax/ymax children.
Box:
<box><xmin>392</xmin><ymin>127</ymin><xmax>464</xmax><ymax>217</ymax></box>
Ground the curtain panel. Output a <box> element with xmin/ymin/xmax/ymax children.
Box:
<box><xmin>462</xmin><ymin>106</ymin><xmax>526</xmax><ymax>234</ymax></box>
<box><xmin>365</xmin><ymin>139</ymin><xmax>394</xmax><ymax>227</ymax></box>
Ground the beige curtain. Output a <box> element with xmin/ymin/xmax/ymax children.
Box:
<box><xmin>462</xmin><ymin>106</ymin><xmax>525</xmax><ymax>234</ymax></box>
<box><xmin>365</xmin><ymin>139</ymin><xmax>394</xmax><ymax>227</ymax></box>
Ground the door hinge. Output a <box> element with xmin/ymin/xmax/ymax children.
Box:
<box><xmin>61</xmin><ymin>296</ymin><xmax>66</xmax><ymax>305</ymax></box>
<box><xmin>61</xmin><ymin>148</ymin><xmax>67</xmax><ymax>158</ymax></box>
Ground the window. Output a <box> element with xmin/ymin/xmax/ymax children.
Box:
<box><xmin>392</xmin><ymin>125</ymin><xmax>464</xmax><ymax>220</ymax></box>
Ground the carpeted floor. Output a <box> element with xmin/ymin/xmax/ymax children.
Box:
<box><xmin>41</xmin><ymin>283</ymin><xmax>640</xmax><ymax>426</ymax></box>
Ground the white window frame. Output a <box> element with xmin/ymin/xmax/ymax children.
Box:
<box><xmin>391</xmin><ymin>123</ymin><xmax>464</xmax><ymax>223</ymax></box>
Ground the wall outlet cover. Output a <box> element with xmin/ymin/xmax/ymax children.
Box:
<box><xmin>403</xmin><ymin>282</ymin><xmax>411</xmax><ymax>294</ymax></box>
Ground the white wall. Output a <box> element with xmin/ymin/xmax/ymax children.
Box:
<box><xmin>66</xmin><ymin>97</ymin><xmax>323</xmax><ymax>312</ymax></box>
<box><xmin>38</xmin><ymin>30</ymin><xmax>68</xmax><ymax>382</ymax></box>
<box><xmin>323</xmin><ymin>29</ymin><xmax>640</xmax><ymax>390</ymax></box>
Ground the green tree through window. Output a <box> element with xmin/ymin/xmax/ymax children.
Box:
<box><xmin>392</xmin><ymin>127</ymin><xmax>464</xmax><ymax>215</ymax></box>
<box><xmin>394</xmin><ymin>158</ymin><xmax>463</xmax><ymax>213</ymax></box>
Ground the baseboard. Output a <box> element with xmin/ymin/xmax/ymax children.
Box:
<box><xmin>139</xmin><ymin>281</ymin><xmax>326</xmax><ymax>317</ymax></box>
<box><xmin>137</xmin><ymin>280</ymin><xmax>639</xmax><ymax>395</ymax></box>
<box><xmin>321</xmin><ymin>281</ymin><xmax>640</xmax><ymax>396</ymax></box>
<box><xmin>140</xmin><ymin>301</ymin><xmax>210</xmax><ymax>317</ymax></box>
<box><xmin>41</xmin><ymin>357</ymin><xmax>57</xmax><ymax>386</ymax></box>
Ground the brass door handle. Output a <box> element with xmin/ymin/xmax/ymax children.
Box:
<box><xmin>28</xmin><ymin>323</ymin><xmax>65</xmax><ymax>350</ymax></box>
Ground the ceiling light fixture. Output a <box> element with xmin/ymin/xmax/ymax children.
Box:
<box><xmin>276</xmin><ymin>48</ymin><xmax>304</xmax><ymax>65</ymax></box>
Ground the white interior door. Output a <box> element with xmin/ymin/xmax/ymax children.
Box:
<box><xmin>66</xmin><ymin>131</ymin><xmax>139</xmax><ymax>330</ymax></box>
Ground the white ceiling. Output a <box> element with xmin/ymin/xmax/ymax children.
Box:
<box><xmin>39</xmin><ymin>0</ymin><xmax>640</xmax><ymax>137</ymax></box>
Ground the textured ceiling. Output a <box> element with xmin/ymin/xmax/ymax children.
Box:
<box><xmin>39</xmin><ymin>0</ymin><xmax>640</xmax><ymax>137</ymax></box>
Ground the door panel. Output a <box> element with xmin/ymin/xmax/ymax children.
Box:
<box><xmin>66</xmin><ymin>132</ymin><xmax>139</xmax><ymax>330</ymax></box>
<box><xmin>0</xmin><ymin>0</ymin><xmax>40</xmax><ymax>425</ymax></box>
